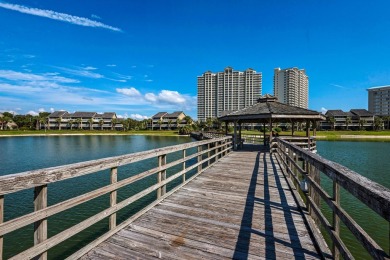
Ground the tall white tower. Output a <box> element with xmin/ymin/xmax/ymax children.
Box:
<box><xmin>197</xmin><ymin>67</ymin><xmax>262</xmax><ymax>122</ymax></box>
<box><xmin>274</xmin><ymin>67</ymin><xmax>308</xmax><ymax>108</ymax></box>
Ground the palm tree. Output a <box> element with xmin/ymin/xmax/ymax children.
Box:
<box><xmin>167</xmin><ymin>119</ymin><xmax>173</xmax><ymax>130</ymax></box>
<box><xmin>0</xmin><ymin>116</ymin><xmax>10</xmax><ymax>130</ymax></box>
<box><xmin>39</xmin><ymin>117</ymin><xmax>47</xmax><ymax>130</ymax></box>
<box><xmin>206</xmin><ymin>118</ymin><xmax>213</xmax><ymax>130</ymax></box>
<box><xmin>345</xmin><ymin>117</ymin><xmax>352</xmax><ymax>130</ymax></box>
<box><xmin>176</xmin><ymin>118</ymin><xmax>181</xmax><ymax>129</ymax></box>
<box><xmin>99</xmin><ymin>119</ymin><xmax>104</xmax><ymax>130</ymax></box>
<box><xmin>384</xmin><ymin>116</ymin><xmax>390</xmax><ymax>130</ymax></box>
<box><xmin>328</xmin><ymin>116</ymin><xmax>335</xmax><ymax>131</ymax></box>
<box><xmin>111</xmin><ymin>118</ymin><xmax>117</xmax><ymax>130</ymax></box>
<box><xmin>374</xmin><ymin>117</ymin><xmax>383</xmax><ymax>130</ymax></box>
<box><xmin>68</xmin><ymin>119</ymin><xmax>74</xmax><ymax>130</ymax></box>
<box><xmin>184</xmin><ymin>115</ymin><xmax>193</xmax><ymax>126</ymax></box>
<box><xmin>56</xmin><ymin>117</ymin><xmax>62</xmax><ymax>130</ymax></box>
<box><xmin>157</xmin><ymin>119</ymin><xmax>162</xmax><ymax>130</ymax></box>
<box><xmin>358</xmin><ymin>119</ymin><xmax>366</xmax><ymax>130</ymax></box>
<box><xmin>88</xmin><ymin>118</ymin><xmax>94</xmax><ymax>130</ymax></box>
<box><xmin>76</xmin><ymin>118</ymin><xmax>82</xmax><ymax>129</ymax></box>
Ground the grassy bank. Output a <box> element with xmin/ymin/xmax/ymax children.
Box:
<box><xmin>240</xmin><ymin>130</ymin><xmax>390</xmax><ymax>141</ymax></box>
<box><xmin>0</xmin><ymin>129</ymin><xmax>181</xmax><ymax>137</ymax></box>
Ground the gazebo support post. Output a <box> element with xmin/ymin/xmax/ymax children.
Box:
<box><xmin>306</xmin><ymin>119</ymin><xmax>311</xmax><ymax>150</ymax></box>
<box><xmin>269</xmin><ymin>119</ymin><xmax>273</xmax><ymax>145</ymax></box>
<box><xmin>225</xmin><ymin>121</ymin><xmax>229</xmax><ymax>136</ymax></box>
<box><xmin>263</xmin><ymin>122</ymin><xmax>266</xmax><ymax>146</ymax></box>
<box><xmin>233</xmin><ymin>121</ymin><xmax>237</xmax><ymax>150</ymax></box>
<box><xmin>312</xmin><ymin>120</ymin><xmax>317</xmax><ymax>136</ymax></box>
<box><xmin>239</xmin><ymin>122</ymin><xmax>242</xmax><ymax>149</ymax></box>
<box><xmin>291</xmin><ymin>120</ymin><xmax>295</xmax><ymax>136</ymax></box>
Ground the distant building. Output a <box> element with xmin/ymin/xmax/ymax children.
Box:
<box><xmin>367</xmin><ymin>85</ymin><xmax>390</xmax><ymax>116</ymax></box>
<box><xmin>320</xmin><ymin>109</ymin><xmax>375</xmax><ymax>130</ymax></box>
<box><xmin>47</xmin><ymin>111</ymin><xmax>122</xmax><ymax>130</ymax></box>
<box><xmin>197</xmin><ymin>67</ymin><xmax>262</xmax><ymax>122</ymax></box>
<box><xmin>149</xmin><ymin>111</ymin><xmax>186</xmax><ymax>130</ymax></box>
<box><xmin>274</xmin><ymin>67</ymin><xmax>308</xmax><ymax>108</ymax></box>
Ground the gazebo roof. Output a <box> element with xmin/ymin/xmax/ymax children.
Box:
<box><xmin>218</xmin><ymin>95</ymin><xmax>325</xmax><ymax>122</ymax></box>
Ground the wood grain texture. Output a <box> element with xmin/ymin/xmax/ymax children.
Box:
<box><xmin>81</xmin><ymin>146</ymin><xmax>323</xmax><ymax>259</ymax></box>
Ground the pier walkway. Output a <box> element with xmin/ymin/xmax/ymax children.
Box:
<box><xmin>81</xmin><ymin>146</ymin><xmax>322</xmax><ymax>259</ymax></box>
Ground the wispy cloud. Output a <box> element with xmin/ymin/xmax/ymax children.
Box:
<box><xmin>0</xmin><ymin>70</ymin><xmax>79</xmax><ymax>83</ymax></box>
<box><xmin>55</xmin><ymin>66</ymin><xmax>104</xmax><ymax>79</ymax></box>
<box><xmin>91</xmin><ymin>14</ymin><xmax>101</xmax><ymax>20</ymax></box>
<box><xmin>106</xmin><ymin>64</ymin><xmax>117</xmax><ymax>67</ymax></box>
<box><xmin>0</xmin><ymin>2</ymin><xmax>122</xmax><ymax>32</ymax></box>
<box><xmin>330</xmin><ymin>83</ymin><xmax>348</xmax><ymax>89</ymax></box>
<box><xmin>84</xmin><ymin>66</ymin><xmax>97</xmax><ymax>70</ymax></box>
<box><xmin>130</xmin><ymin>113</ymin><xmax>149</xmax><ymax>120</ymax></box>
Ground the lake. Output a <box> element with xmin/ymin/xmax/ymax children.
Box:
<box><xmin>0</xmin><ymin>136</ymin><xmax>388</xmax><ymax>259</ymax></box>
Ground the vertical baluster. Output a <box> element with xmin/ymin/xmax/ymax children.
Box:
<box><xmin>109</xmin><ymin>167</ymin><xmax>117</xmax><ymax>230</ymax></box>
<box><xmin>34</xmin><ymin>185</ymin><xmax>47</xmax><ymax>260</ymax></box>
<box><xmin>0</xmin><ymin>195</ymin><xmax>3</xmax><ymax>260</ymax></box>
<box><xmin>333</xmin><ymin>181</ymin><xmax>340</xmax><ymax>259</ymax></box>
<box><xmin>198</xmin><ymin>145</ymin><xmax>202</xmax><ymax>173</ymax></box>
<box><xmin>157</xmin><ymin>154</ymin><xmax>167</xmax><ymax>198</ymax></box>
<box><xmin>208</xmin><ymin>143</ymin><xmax>211</xmax><ymax>166</ymax></box>
<box><xmin>182</xmin><ymin>149</ymin><xmax>186</xmax><ymax>183</ymax></box>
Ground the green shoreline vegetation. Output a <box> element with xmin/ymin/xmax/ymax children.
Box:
<box><xmin>2</xmin><ymin>129</ymin><xmax>390</xmax><ymax>141</ymax></box>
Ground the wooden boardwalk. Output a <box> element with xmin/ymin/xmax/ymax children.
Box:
<box><xmin>81</xmin><ymin>147</ymin><xmax>322</xmax><ymax>259</ymax></box>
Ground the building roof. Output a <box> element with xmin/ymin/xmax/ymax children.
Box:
<box><xmin>164</xmin><ymin>111</ymin><xmax>184</xmax><ymax>118</ymax></box>
<box><xmin>218</xmin><ymin>95</ymin><xmax>325</xmax><ymax>122</ymax></box>
<box><xmin>100</xmin><ymin>112</ymin><xmax>116</xmax><ymax>119</ymax></box>
<box><xmin>48</xmin><ymin>111</ymin><xmax>69</xmax><ymax>118</ymax></box>
<box><xmin>350</xmin><ymin>109</ymin><xmax>374</xmax><ymax>117</ymax></box>
<box><xmin>72</xmin><ymin>112</ymin><xmax>97</xmax><ymax>118</ymax></box>
<box><xmin>367</xmin><ymin>85</ymin><xmax>390</xmax><ymax>90</ymax></box>
<box><xmin>152</xmin><ymin>112</ymin><xmax>168</xmax><ymax>119</ymax></box>
<box><xmin>325</xmin><ymin>110</ymin><xmax>350</xmax><ymax>117</ymax></box>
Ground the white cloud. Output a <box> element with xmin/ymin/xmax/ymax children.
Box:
<box><xmin>38</xmin><ymin>108</ymin><xmax>46</xmax><ymax>112</ymax></box>
<box><xmin>27</xmin><ymin>110</ymin><xmax>39</xmax><ymax>116</ymax></box>
<box><xmin>84</xmin><ymin>66</ymin><xmax>97</xmax><ymax>70</ymax></box>
<box><xmin>116</xmin><ymin>87</ymin><xmax>141</xmax><ymax>97</ymax></box>
<box><xmin>91</xmin><ymin>14</ymin><xmax>101</xmax><ymax>20</ymax></box>
<box><xmin>145</xmin><ymin>79</ymin><xmax>153</xmax><ymax>82</ymax></box>
<box><xmin>130</xmin><ymin>114</ymin><xmax>149</xmax><ymax>120</ymax></box>
<box><xmin>321</xmin><ymin>107</ymin><xmax>327</xmax><ymax>114</ymax></box>
<box><xmin>107</xmin><ymin>64</ymin><xmax>116</xmax><ymax>67</ymax></box>
<box><xmin>145</xmin><ymin>90</ymin><xmax>186</xmax><ymax>105</ymax></box>
<box><xmin>0</xmin><ymin>2</ymin><xmax>122</xmax><ymax>32</ymax></box>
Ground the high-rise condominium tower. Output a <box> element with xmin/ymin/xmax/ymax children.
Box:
<box><xmin>273</xmin><ymin>67</ymin><xmax>308</xmax><ymax>108</ymax></box>
<box><xmin>197</xmin><ymin>67</ymin><xmax>262</xmax><ymax>122</ymax></box>
<box><xmin>367</xmin><ymin>85</ymin><xmax>390</xmax><ymax>116</ymax></box>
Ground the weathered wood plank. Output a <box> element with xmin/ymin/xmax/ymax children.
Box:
<box><xmin>0</xmin><ymin>137</ymin><xmax>231</xmax><ymax>195</ymax></box>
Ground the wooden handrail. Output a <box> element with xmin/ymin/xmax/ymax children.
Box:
<box><xmin>275</xmin><ymin>137</ymin><xmax>390</xmax><ymax>260</ymax></box>
<box><xmin>1</xmin><ymin>137</ymin><xmax>232</xmax><ymax>259</ymax></box>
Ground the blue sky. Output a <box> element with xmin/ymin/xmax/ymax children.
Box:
<box><xmin>1</xmin><ymin>0</ymin><xmax>390</xmax><ymax>119</ymax></box>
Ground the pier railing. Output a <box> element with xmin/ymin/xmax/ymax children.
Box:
<box><xmin>275</xmin><ymin>138</ymin><xmax>390</xmax><ymax>260</ymax></box>
<box><xmin>0</xmin><ymin>136</ymin><xmax>232</xmax><ymax>260</ymax></box>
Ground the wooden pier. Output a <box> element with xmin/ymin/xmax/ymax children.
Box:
<box><xmin>80</xmin><ymin>146</ymin><xmax>322</xmax><ymax>259</ymax></box>
<box><xmin>1</xmin><ymin>136</ymin><xmax>389</xmax><ymax>259</ymax></box>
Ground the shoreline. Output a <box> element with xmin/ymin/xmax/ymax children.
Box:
<box><xmin>1</xmin><ymin>132</ymin><xmax>390</xmax><ymax>141</ymax></box>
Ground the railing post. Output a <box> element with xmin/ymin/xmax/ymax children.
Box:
<box><xmin>157</xmin><ymin>154</ymin><xmax>167</xmax><ymax>198</ymax></box>
<box><xmin>182</xmin><ymin>149</ymin><xmax>186</xmax><ymax>183</ymax></box>
<box><xmin>198</xmin><ymin>145</ymin><xmax>202</xmax><ymax>173</ymax></box>
<box><xmin>0</xmin><ymin>195</ymin><xmax>3</xmax><ymax>260</ymax></box>
<box><xmin>34</xmin><ymin>185</ymin><xmax>47</xmax><ymax>260</ymax></box>
<box><xmin>308</xmin><ymin>163</ymin><xmax>320</xmax><ymax>225</ymax></box>
<box><xmin>109</xmin><ymin>167</ymin><xmax>117</xmax><ymax>230</ymax></box>
<box><xmin>208</xmin><ymin>143</ymin><xmax>211</xmax><ymax>166</ymax></box>
<box><xmin>333</xmin><ymin>181</ymin><xmax>340</xmax><ymax>259</ymax></box>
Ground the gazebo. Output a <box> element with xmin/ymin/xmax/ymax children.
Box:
<box><xmin>218</xmin><ymin>94</ymin><xmax>326</xmax><ymax>149</ymax></box>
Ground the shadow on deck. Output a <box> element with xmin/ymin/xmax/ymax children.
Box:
<box><xmin>81</xmin><ymin>145</ymin><xmax>322</xmax><ymax>259</ymax></box>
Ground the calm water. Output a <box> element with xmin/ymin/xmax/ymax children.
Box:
<box><xmin>1</xmin><ymin>137</ymin><xmax>388</xmax><ymax>259</ymax></box>
<box><xmin>316</xmin><ymin>141</ymin><xmax>390</xmax><ymax>259</ymax></box>
<box><xmin>0</xmin><ymin>135</ymin><xmax>194</xmax><ymax>259</ymax></box>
